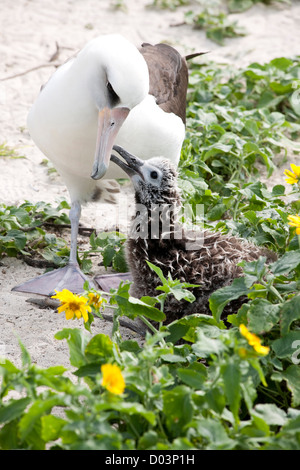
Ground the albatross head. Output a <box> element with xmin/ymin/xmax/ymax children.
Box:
<box><xmin>111</xmin><ymin>145</ymin><xmax>180</xmax><ymax>207</ymax></box>
<box><xmin>80</xmin><ymin>35</ymin><xmax>149</xmax><ymax>180</ymax></box>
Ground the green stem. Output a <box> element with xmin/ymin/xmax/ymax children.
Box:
<box><xmin>258</xmin><ymin>385</ymin><xmax>287</xmax><ymax>408</ymax></box>
<box><xmin>269</xmin><ymin>285</ymin><xmax>284</xmax><ymax>303</ymax></box>
<box><xmin>140</xmin><ymin>315</ymin><xmax>167</xmax><ymax>347</ymax></box>
<box><xmin>159</xmin><ymin>295</ymin><xmax>166</xmax><ymax>313</ymax></box>
<box><xmin>232</xmin><ymin>193</ymin><xmax>242</xmax><ymax>221</ymax></box>
<box><xmin>156</xmin><ymin>413</ymin><xmax>169</xmax><ymax>441</ymax></box>
<box><xmin>126</xmin><ymin>416</ymin><xmax>140</xmax><ymax>439</ymax></box>
<box><xmin>139</xmin><ymin>315</ymin><xmax>159</xmax><ymax>335</ymax></box>
<box><xmin>158</xmin><ymin>295</ymin><xmax>167</xmax><ymax>333</ymax></box>
<box><xmin>260</xmin><ymin>279</ymin><xmax>284</xmax><ymax>303</ymax></box>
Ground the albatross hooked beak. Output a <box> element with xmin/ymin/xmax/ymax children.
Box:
<box><xmin>91</xmin><ymin>107</ymin><xmax>130</xmax><ymax>180</ymax></box>
<box><xmin>110</xmin><ymin>145</ymin><xmax>145</xmax><ymax>179</ymax></box>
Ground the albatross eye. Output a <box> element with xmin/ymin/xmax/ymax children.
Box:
<box><xmin>106</xmin><ymin>81</ymin><xmax>119</xmax><ymax>106</ymax></box>
<box><xmin>150</xmin><ymin>171</ymin><xmax>158</xmax><ymax>180</ymax></box>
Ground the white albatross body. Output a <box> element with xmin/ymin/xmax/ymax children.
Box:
<box><xmin>13</xmin><ymin>34</ymin><xmax>186</xmax><ymax>295</ymax></box>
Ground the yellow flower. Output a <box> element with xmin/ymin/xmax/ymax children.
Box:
<box><xmin>253</xmin><ymin>343</ymin><xmax>271</xmax><ymax>356</ymax></box>
<box><xmin>284</xmin><ymin>163</ymin><xmax>300</xmax><ymax>185</ymax></box>
<box><xmin>87</xmin><ymin>292</ymin><xmax>105</xmax><ymax>309</ymax></box>
<box><xmin>52</xmin><ymin>289</ymin><xmax>91</xmax><ymax>323</ymax></box>
<box><xmin>101</xmin><ymin>363</ymin><xmax>125</xmax><ymax>395</ymax></box>
<box><xmin>239</xmin><ymin>324</ymin><xmax>270</xmax><ymax>356</ymax></box>
<box><xmin>288</xmin><ymin>214</ymin><xmax>300</xmax><ymax>235</ymax></box>
<box><xmin>238</xmin><ymin>347</ymin><xmax>248</xmax><ymax>359</ymax></box>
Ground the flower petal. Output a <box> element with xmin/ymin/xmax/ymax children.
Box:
<box><xmin>101</xmin><ymin>363</ymin><xmax>125</xmax><ymax>395</ymax></box>
<box><xmin>65</xmin><ymin>309</ymin><xmax>74</xmax><ymax>320</ymax></box>
<box><xmin>285</xmin><ymin>176</ymin><xmax>298</xmax><ymax>185</ymax></box>
<box><xmin>290</xmin><ymin>163</ymin><xmax>300</xmax><ymax>177</ymax></box>
<box><xmin>254</xmin><ymin>344</ymin><xmax>270</xmax><ymax>356</ymax></box>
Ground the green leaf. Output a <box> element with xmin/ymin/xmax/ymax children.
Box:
<box><xmin>19</xmin><ymin>396</ymin><xmax>63</xmax><ymax>442</ymax></box>
<box><xmin>227</xmin><ymin>302</ymin><xmax>249</xmax><ymax>327</ymax></box>
<box><xmin>92</xmin><ymin>231</ymin><xmax>128</xmax><ymax>272</ymax></box>
<box><xmin>0</xmin><ymin>397</ymin><xmax>31</xmax><ymax>424</ymax></box>
<box><xmin>249</xmin><ymin>358</ymin><xmax>268</xmax><ymax>387</ymax></box>
<box><xmin>209</xmin><ymin>276</ymin><xmax>251</xmax><ymax>323</ymax></box>
<box><xmin>112</xmin><ymin>249</ymin><xmax>128</xmax><ymax>272</ymax></box>
<box><xmin>290</xmin><ymin>88</ymin><xmax>300</xmax><ymax>117</ymax></box>
<box><xmin>163</xmin><ymin>385</ymin><xmax>194</xmax><ymax>438</ymax></box>
<box><xmin>272</xmin><ymin>184</ymin><xmax>286</xmax><ymax>197</ymax></box>
<box><xmin>116</xmin><ymin>294</ymin><xmax>165</xmax><ymax>322</ymax></box>
<box><xmin>221</xmin><ymin>360</ymin><xmax>241</xmax><ymax>423</ymax></box>
<box><xmin>138</xmin><ymin>430</ymin><xmax>159</xmax><ymax>450</ymax></box>
<box><xmin>102</xmin><ymin>245</ymin><xmax>116</xmax><ymax>267</ymax></box>
<box><xmin>280</xmin><ymin>414</ymin><xmax>300</xmax><ymax>434</ymax></box>
<box><xmin>166</xmin><ymin>313</ymin><xmax>225</xmax><ymax>343</ymax></box>
<box><xmin>85</xmin><ymin>334</ymin><xmax>113</xmax><ymax>359</ymax></box>
<box><xmin>207</xmin><ymin>202</ymin><xmax>227</xmax><ymax>221</ymax></box>
<box><xmin>205</xmin><ymin>387</ymin><xmax>226</xmax><ymax>415</ymax></box>
<box><xmin>252</xmin><ymin>404</ymin><xmax>287</xmax><ymax>427</ymax></box>
<box><xmin>0</xmin><ymin>421</ymin><xmax>19</xmax><ymax>450</ymax></box>
<box><xmin>271</xmin><ymin>250</ymin><xmax>300</xmax><ymax>275</ymax></box>
<box><xmin>271</xmin><ymin>331</ymin><xmax>300</xmax><ymax>359</ymax></box>
<box><xmin>279</xmin><ymin>365</ymin><xmax>300</xmax><ymax>407</ymax></box>
<box><xmin>192</xmin><ymin>330</ymin><xmax>226</xmax><ymax>358</ymax></box>
<box><xmin>119</xmin><ymin>340</ymin><xmax>141</xmax><ymax>353</ymax></box>
<box><xmin>55</xmin><ymin>328</ymin><xmax>90</xmax><ymax>368</ymax></box>
<box><xmin>242</xmin><ymin>257</ymin><xmax>267</xmax><ymax>283</ymax></box>
<box><xmin>73</xmin><ymin>362</ymin><xmax>104</xmax><ymax>378</ymax></box>
<box><xmin>168</xmin><ymin>285</ymin><xmax>196</xmax><ymax>303</ymax></box>
<box><xmin>177</xmin><ymin>364</ymin><xmax>207</xmax><ymax>389</ymax></box>
<box><xmin>41</xmin><ymin>415</ymin><xmax>67</xmax><ymax>442</ymax></box>
<box><xmin>280</xmin><ymin>295</ymin><xmax>300</xmax><ymax>335</ymax></box>
<box><xmin>0</xmin><ymin>358</ymin><xmax>20</xmax><ymax>374</ymax></box>
<box><xmin>247</xmin><ymin>299</ymin><xmax>281</xmax><ymax>335</ymax></box>
<box><xmin>146</xmin><ymin>261</ymin><xmax>166</xmax><ymax>284</ymax></box>
<box><xmin>18</xmin><ymin>338</ymin><xmax>31</xmax><ymax>367</ymax></box>
<box><xmin>203</xmin><ymin>143</ymin><xmax>233</xmax><ymax>161</ymax></box>
<box><xmin>98</xmin><ymin>401</ymin><xmax>156</xmax><ymax>426</ymax></box>
<box><xmin>160</xmin><ymin>353</ymin><xmax>186</xmax><ymax>363</ymax></box>
<box><xmin>270</xmin><ymin>81</ymin><xmax>293</xmax><ymax>95</ymax></box>
<box><xmin>228</xmin><ymin>0</ymin><xmax>253</xmax><ymax>13</ymax></box>
<box><xmin>6</xmin><ymin>229</ymin><xmax>27</xmax><ymax>251</ymax></box>
<box><xmin>250</xmin><ymin>413</ymin><xmax>270</xmax><ymax>436</ymax></box>
<box><xmin>244</xmin><ymin>119</ymin><xmax>259</xmax><ymax>137</ymax></box>
<box><xmin>258</xmin><ymin>92</ymin><xmax>284</xmax><ymax>109</ymax></box>
<box><xmin>270</xmin><ymin>57</ymin><xmax>294</xmax><ymax>71</ymax></box>
<box><xmin>193</xmin><ymin>418</ymin><xmax>235</xmax><ymax>450</ymax></box>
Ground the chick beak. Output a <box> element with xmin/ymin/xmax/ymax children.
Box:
<box><xmin>110</xmin><ymin>145</ymin><xmax>145</xmax><ymax>179</ymax></box>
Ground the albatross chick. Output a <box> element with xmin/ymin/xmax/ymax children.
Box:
<box><xmin>111</xmin><ymin>145</ymin><xmax>276</xmax><ymax>324</ymax></box>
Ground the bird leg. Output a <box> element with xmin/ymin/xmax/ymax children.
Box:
<box><xmin>12</xmin><ymin>200</ymin><xmax>96</xmax><ymax>296</ymax></box>
<box><xmin>69</xmin><ymin>199</ymin><xmax>81</xmax><ymax>265</ymax></box>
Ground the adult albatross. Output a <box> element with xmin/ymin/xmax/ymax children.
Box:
<box><xmin>12</xmin><ymin>34</ymin><xmax>189</xmax><ymax>296</ymax></box>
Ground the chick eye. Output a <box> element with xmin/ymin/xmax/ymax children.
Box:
<box><xmin>150</xmin><ymin>171</ymin><xmax>158</xmax><ymax>179</ymax></box>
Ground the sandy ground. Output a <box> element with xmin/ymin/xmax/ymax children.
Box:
<box><xmin>0</xmin><ymin>0</ymin><xmax>300</xmax><ymax>370</ymax></box>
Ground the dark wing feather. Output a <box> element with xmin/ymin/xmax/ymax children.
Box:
<box><xmin>139</xmin><ymin>42</ymin><xmax>188</xmax><ymax>124</ymax></box>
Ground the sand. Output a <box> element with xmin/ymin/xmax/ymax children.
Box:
<box><xmin>0</xmin><ymin>0</ymin><xmax>300</xmax><ymax>370</ymax></box>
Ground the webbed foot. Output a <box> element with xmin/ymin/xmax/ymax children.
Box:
<box><xmin>12</xmin><ymin>263</ymin><xmax>95</xmax><ymax>296</ymax></box>
<box><xmin>94</xmin><ymin>272</ymin><xmax>132</xmax><ymax>292</ymax></box>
